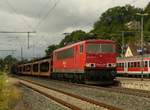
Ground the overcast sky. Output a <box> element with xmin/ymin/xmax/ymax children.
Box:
<box><xmin>0</xmin><ymin>0</ymin><xmax>149</xmax><ymax>60</ymax></box>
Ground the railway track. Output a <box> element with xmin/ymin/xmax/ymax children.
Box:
<box><xmin>74</xmin><ymin>83</ymin><xmax>150</xmax><ymax>99</ymax></box>
<box><xmin>15</xmin><ymin>74</ymin><xmax>150</xmax><ymax>99</ymax></box>
<box><xmin>35</xmin><ymin>77</ymin><xmax>150</xmax><ymax>99</ymax></box>
<box><xmin>116</xmin><ymin>77</ymin><xmax>150</xmax><ymax>81</ymax></box>
<box><xmin>16</xmin><ymin>77</ymin><xmax>121</xmax><ymax>110</ymax></box>
<box><xmin>16</xmin><ymin>75</ymin><xmax>150</xmax><ymax>99</ymax></box>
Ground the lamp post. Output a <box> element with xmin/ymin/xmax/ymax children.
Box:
<box><xmin>121</xmin><ymin>31</ymin><xmax>125</xmax><ymax>58</ymax></box>
<box><xmin>136</xmin><ymin>13</ymin><xmax>148</xmax><ymax>81</ymax></box>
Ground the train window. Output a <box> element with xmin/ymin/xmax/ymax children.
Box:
<box><xmin>119</xmin><ymin>63</ymin><xmax>121</xmax><ymax>67</ymax></box>
<box><xmin>134</xmin><ymin>62</ymin><xmax>137</xmax><ymax>67</ymax></box>
<box><xmin>57</xmin><ymin>47</ymin><xmax>74</xmax><ymax>59</ymax></box>
<box><xmin>137</xmin><ymin>62</ymin><xmax>140</xmax><ymax>67</ymax></box>
<box><xmin>131</xmin><ymin>62</ymin><xmax>134</xmax><ymax>67</ymax></box>
<box><xmin>101</xmin><ymin>44</ymin><xmax>115</xmax><ymax>53</ymax></box>
<box><xmin>149</xmin><ymin>61</ymin><xmax>150</xmax><ymax>67</ymax></box>
<box><xmin>144</xmin><ymin>61</ymin><xmax>148</xmax><ymax>67</ymax></box>
<box><xmin>122</xmin><ymin>63</ymin><xmax>124</xmax><ymax>67</ymax></box>
<box><xmin>40</xmin><ymin>62</ymin><xmax>49</xmax><ymax>72</ymax></box>
<box><xmin>33</xmin><ymin>64</ymin><xmax>38</xmax><ymax>72</ymax></box>
<box><xmin>80</xmin><ymin>44</ymin><xmax>83</xmax><ymax>53</ymax></box>
<box><xmin>120</xmin><ymin>63</ymin><xmax>122</xmax><ymax>67</ymax></box>
<box><xmin>128</xmin><ymin>62</ymin><xmax>130</xmax><ymax>67</ymax></box>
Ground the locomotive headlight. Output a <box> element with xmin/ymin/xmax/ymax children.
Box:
<box><xmin>112</xmin><ymin>63</ymin><xmax>116</xmax><ymax>67</ymax></box>
<box><xmin>86</xmin><ymin>63</ymin><xmax>96</xmax><ymax>68</ymax></box>
<box><xmin>86</xmin><ymin>63</ymin><xmax>91</xmax><ymax>67</ymax></box>
<box><xmin>107</xmin><ymin>63</ymin><xmax>116</xmax><ymax>67</ymax></box>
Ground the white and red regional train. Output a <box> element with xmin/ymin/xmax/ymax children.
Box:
<box><xmin>117</xmin><ymin>55</ymin><xmax>150</xmax><ymax>77</ymax></box>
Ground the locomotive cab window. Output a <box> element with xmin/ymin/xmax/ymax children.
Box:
<box><xmin>101</xmin><ymin>44</ymin><xmax>115</xmax><ymax>53</ymax></box>
<box><xmin>87</xmin><ymin>43</ymin><xmax>115</xmax><ymax>53</ymax></box>
<box><xmin>80</xmin><ymin>44</ymin><xmax>83</xmax><ymax>53</ymax></box>
<box><xmin>87</xmin><ymin>44</ymin><xmax>100</xmax><ymax>53</ymax></box>
<box><xmin>57</xmin><ymin>47</ymin><xmax>74</xmax><ymax>60</ymax></box>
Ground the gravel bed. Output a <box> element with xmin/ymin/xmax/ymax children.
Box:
<box><xmin>14</xmin><ymin>99</ymin><xmax>31</xmax><ymax>110</ymax></box>
<box><xmin>21</xmin><ymin>80</ymin><xmax>106</xmax><ymax>110</ymax></box>
<box><xmin>20</xmin><ymin>85</ymin><xmax>69</xmax><ymax>110</ymax></box>
<box><xmin>20</xmin><ymin>76</ymin><xmax>150</xmax><ymax>110</ymax></box>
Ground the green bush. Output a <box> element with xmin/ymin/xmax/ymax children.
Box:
<box><xmin>0</xmin><ymin>73</ymin><xmax>20</xmax><ymax>110</ymax></box>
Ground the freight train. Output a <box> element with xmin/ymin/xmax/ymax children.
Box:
<box><xmin>117</xmin><ymin>56</ymin><xmax>150</xmax><ymax>77</ymax></box>
<box><xmin>15</xmin><ymin>39</ymin><xmax>117</xmax><ymax>85</ymax></box>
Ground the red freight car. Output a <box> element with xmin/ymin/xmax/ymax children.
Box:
<box><xmin>53</xmin><ymin>39</ymin><xmax>116</xmax><ymax>84</ymax></box>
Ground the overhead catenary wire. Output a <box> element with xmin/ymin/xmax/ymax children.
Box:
<box><xmin>4</xmin><ymin>0</ymin><xmax>33</xmax><ymax>30</ymax></box>
<box><xmin>34</xmin><ymin>0</ymin><xmax>61</xmax><ymax>30</ymax></box>
<box><xmin>36</xmin><ymin>0</ymin><xmax>52</xmax><ymax>21</ymax></box>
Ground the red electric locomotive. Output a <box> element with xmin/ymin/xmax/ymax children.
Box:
<box><xmin>15</xmin><ymin>39</ymin><xmax>117</xmax><ymax>85</ymax></box>
<box><xmin>53</xmin><ymin>39</ymin><xmax>116</xmax><ymax>84</ymax></box>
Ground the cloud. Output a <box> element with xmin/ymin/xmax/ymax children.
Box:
<box><xmin>0</xmin><ymin>0</ymin><xmax>149</xmax><ymax>59</ymax></box>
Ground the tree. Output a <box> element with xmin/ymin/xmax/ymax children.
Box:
<box><xmin>45</xmin><ymin>44</ymin><xmax>58</xmax><ymax>56</ymax></box>
<box><xmin>59</xmin><ymin>30</ymin><xmax>88</xmax><ymax>47</ymax></box>
<box><xmin>144</xmin><ymin>2</ymin><xmax>150</xmax><ymax>32</ymax></box>
<box><xmin>4</xmin><ymin>55</ymin><xmax>17</xmax><ymax>70</ymax></box>
<box><xmin>91</xmin><ymin>4</ymin><xmax>142</xmax><ymax>55</ymax></box>
<box><xmin>92</xmin><ymin>5</ymin><xmax>141</xmax><ymax>34</ymax></box>
<box><xmin>0</xmin><ymin>59</ymin><xmax>5</xmax><ymax>71</ymax></box>
<box><xmin>0</xmin><ymin>55</ymin><xmax>17</xmax><ymax>71</ymax></box>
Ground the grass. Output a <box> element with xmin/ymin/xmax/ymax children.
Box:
<box><xmin>0</xmin><ymin>72</ymin><xmax>20</xmax><ymax>110</ymax></box>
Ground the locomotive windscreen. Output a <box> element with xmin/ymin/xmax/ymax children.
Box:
<box><xmin>87</xmin><ymin>44</ymin><xmax>115</xmax><ymax>53</ymax></box>
<box><xmin>101</xmin><ymin>44</ymin><xmax>115</xmax><ymax>53</ymax></box>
